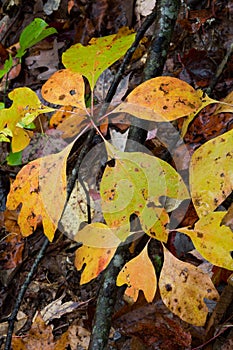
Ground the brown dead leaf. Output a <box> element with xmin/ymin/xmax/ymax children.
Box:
<box><xmin>220</xmin><ymin>203</ymin><xmax>233</xmax><ymax>231</ymax></box>
<box><xmin>0</xmin><ymin>232</ymin><xmax>24</xmax><ymax>269</ymax></box>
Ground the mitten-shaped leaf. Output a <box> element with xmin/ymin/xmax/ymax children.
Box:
<box><xmin>117</xmin><ymin>243</ymin><xmax>157</xmax><ymax>302</ymax></box>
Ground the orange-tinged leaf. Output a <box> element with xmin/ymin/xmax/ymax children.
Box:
<box><xmin>112</xmin><ymin>77</ymin><xmax>202</xmax><ymax>121</ymax></box>
<box><xmin>41</xmin><ymin>69</ymin><xmax>86</xmax><ymax>109</ymax></box>
<box><xmin>74</xmin><ymin>223</ymin><xmax>120</xmax><ymax>284</ymax></box>
<box><xmin>62</xmin><ymin>28</ymin><xmax>135</xmax><ymax>90</ymax></box>
<box><xmin>100</xmin><ymin>143</ymin><xmax>189</xmax><ymax>241</ymax></box>
<box><xmin>178</xmin><ymin>212</ymin><xmax>233</xmax><ymax>270</ymax></box>
<box><xmin>190</xmin><ymin>128</ymin><xmax>233</xmax><ymax>217</ymax></box>
<box><xmin>7</xmin><ymin>143</ymin><xmax>74</xmax><ymax>241</ymax></box>
<box><xmin>159</xmin><ymin>246</ymin><xmax>219</xmax><ymax>326</ymax></box>
<box><xmin>117</xmin><ymin>243</ymin><xmax>157</xmax><ymax>302</ymax></box>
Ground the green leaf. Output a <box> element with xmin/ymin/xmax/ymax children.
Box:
<box><xmin>179</xmin><ymin>212</ymin><xmax>233</xmax><ymax>270</ymax></box>
<box><xmin>100</xmin><ymin>142</ymin><xmax>189</xmax><ymax>241</ymax></box>
<box><xmin>7</xmin><ymin>150</ymin><xmax>22</xmax><ymax>166</ymax></box>
<box><xmin>190</xmin><ymin>129</ymin><xmax>233</xmax><ymax>217</ymax></box>
<box><xmin>62</xmin><ymin>28</ymin><xmax>135</xmax><ymax>90</ymax></box>
<box><xmin>0</xmin><ymin>54</ymin><xmax>13</xmax><ymax>79</ymax></box>
<box><xmin>16</xmin><ymin>18</ymin><xmax>57</xmax><ymax>58</ymax></box>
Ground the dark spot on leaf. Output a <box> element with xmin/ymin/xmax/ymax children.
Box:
<box><xmin>59</xmin><ymin>94</ymin><xmax>66</xmax><ymax>100</ymax></box>
<box><xmin>69</xmin><ymin>89</ymin><xmax>76</xmax><ymax>96</ymax></box>
<box><xmin>134</xmin><ymin>168</ymin><xmax>139</xmax><ymax>172</ymax></box>
<box><xmin>220</xmin><ymin>173</ymin><xmax>225</xmax><ymax>177</ymax></box>
<box><xmin>43</xmin><ymin>89</ymin><xmax>48</xmax><ymax>94</ymax></box>
<box><xmin>163</xmin><ymin>105</ymin><xmax>168</xmax><ymax>110</ymax></box>
<box><xmin>174</xmin><ymin>298</ymin><xmax>178</xmax><ymax>302</ymax></box>
<box><xmin>165</xmin><ymin>284</ymin><xmax>172</xmax><ymax>292</ymax></box>
<box><xmin>108</xmin><ymin>159</ymin><xmax>115</xmax><ymax>167</ymax></box>
<box><xmin>207</xmin><ymin>289</ymin><xmax>212</xmax><ymax>293</ymax></box>
<box><xmin>198</xmin><ymin>304</ymin><xmax>203</xmax><ymax>310</ymax></box>
<box><xmin>178</xmin><ymin>307</ymin><xmax>181</xmax><ymax>312</ymax></box>
<box><xmin>197</xmin><ymin>232</ymin><xmax>203</xmax><ymax>238</ymax></box>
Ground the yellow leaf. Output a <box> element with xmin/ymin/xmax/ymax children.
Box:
<box><xmin>41</xmin><ymin>69</ymin><xmax>86</xmax><ymax>109</ymax></box>
<box><xmin>100</xmin><ymin>143</ymin><xmax>189</xmax><ymax>241</ymax></box>
<box><xmin>213</xmin><ymin>90</ymin><xmax>233</xmax><ymax>115</ymax></box>
<box><xmin>190</xmin><ymin>129</ymin><xmax>233</xmax><ymax>217</ymax></box>
<box><xmin>74</xmin><ymin>223</ymin><xmax>120</xmax><ymax>284</ymax></box>
<box><xmin>117</xmin><ymin>243</ymin><xmax>157</xmax><ymax>302</ymax></box>
<box><xmin>159</xmin><ymin>246</ymin><xmax>219</xmax><ymax>326</ymax></box>
<box><xmin>178</xmin><ymin>212</ymin><xmax>233</xmax><ymax>270</ymax></box>
<box><xmin>7</xmin><ymin>143</ymin><xmax>74</xmax><ymax>241</ymax></box>
<box><xmin>112</xmin><ymin>77</ymin><xmax>202</xmax><ymax>121</ymax></box>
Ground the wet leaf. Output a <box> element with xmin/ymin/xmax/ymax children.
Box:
<box><xmin>178</xmin><ymin>212</ymin><xmax>233</xmax><ymax>270</ymax></box>
<box><xmin>159</xmin><ymin>246</ymin><xmax>219</xmax><ymax>326</ymax></box>
<box><xmin>41</xmin><ymin>69</ymin><xmax>86</xmax><ymax>109</ymax></box>
<box><xmin>62</xmin><ymin>28</ymin><xmax>135</xmax><ymax>90</ymax></box>
<box><xmin>190</xmin><ymin>128</ymin><xmax>233</xmax><ymax>217</ymax></box>
<box><xmin>100</xmin><ymin>142</ymin><xmax>189</xmax><ymax>241</ymax></box>
<box><xmin>7</xmin><ymin>143</ymin><xmax>74</xmax><ymax>241</ymax></box>
<box><xmin>117</xmin><ymin>243</ymin><xmax>157</xmax><ymax>302</ymax></box>
<box><xmin>74</xmin><ymin>223</ymin><xmax>120</xmax><ymax>284</ymax></box>
<box><xmin>113</xmin><ymin>77</ymin><xmax>202</xmax><ymax>121</ymax></box>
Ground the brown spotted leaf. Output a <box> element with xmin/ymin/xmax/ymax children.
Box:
<box><xmin>112</xmin><ymin>77</ymin><xmax>203</xmax><ymax>122</ymax></box>
<box><xmin>100</xmin><ymin>142</ymin><xmax>189</xmax><ymax>241</ymax></box>
<box><xmin>7</xmin><ymin>143</ymin><xmax>74</xmax><ymax>241</ymax></box>
<box><xmin>190</xmin><ymin>128</ymin><xmax>233</xmax><ymax>217</ymax></box>
<box><xmin>41</xmin><ymin>69</ymin><xmax>86</xmax><ymax>109</ymax></box>
<box><xmin>159</xmin><ymin>245</ymin><xmax>219</xmax><ymax>326</ymax></box>
<box><xmin>178</xmin><ymin>212</ymin><xmax>233</xmax><ymax>270</ymax></box>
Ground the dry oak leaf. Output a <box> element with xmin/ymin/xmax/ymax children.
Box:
<box><xmin>159</xmin><ymin>246</ymin><xmax>219</xmax><ymax>326</ymax></box>
<box><xmin>7</xmin><ymin>143</ymin><xmax>74</xmax><ymax>241</ymax></box>
<box><xmin>74</xmin><ymin>223</ymin><xmax>121</xmax><ymax>284</ymax></box>
<box><xmin>12</xmin><ymin>313</ymin><xmax>56</xmax><ymax>350</ymax></box>
<box><xmin>112</xmin><ymin>76</ymin><xmax>203</xmax><ymax>122</ymax></box>
<box><xmin>117</xmin><ymin>243</ymin><xmax>157</xmax><ymax>302</ymax></box>
<box><xmin>190</xmin><ymin>128</ymin><xmax>233</xmax><ymax>217</ymax></box>
<box><xmin>178</xmin><ymin>212</ymin><xmax>233</xmax><ymax>270</ymax></box>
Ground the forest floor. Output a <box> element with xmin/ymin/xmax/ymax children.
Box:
<box><xmin>0</xmin><ymin>0</ymin><xmax>233</xmax><ymax>349</ymax></box>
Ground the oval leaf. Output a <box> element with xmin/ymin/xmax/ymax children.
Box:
<box><xmin>190</xmin><ymin>129</ymin><xmax>233</xmax><ymax>217</ymax></box>
<box><xmin>41</xmin><ymin>69</ymin><xmax>86</xmax><ymax>109</ymax></box>
<box><xmin>159</xmin><ymin>246</ymin><xmax>219</xmax><ymax>326</ymax></box>
<box><xmin>117</xmin><ymin>243</ymin><xmax>157</xmax><ymax>302</ymax></box>
<box><xmin>113</xmin><ymin>77</ymin><xmax>202</xmax><ymax>121</ymax></box>
<box><xmin>179</xmin><ymin>212</ymin><xmax>233</xmax><ymax>270</ymax></box>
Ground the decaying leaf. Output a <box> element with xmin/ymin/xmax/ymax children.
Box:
<box><xmin>117</xmin><ymin>243</ymin><xmax>157</xmax><ymax>302</ymax></box>
<box><xmin>62</xmin><ymin>28</ymin><xmax>135</xmax><ymax>90</ymax></box>
<box><xmin>221</xmin><ymin>203</ymin><xmax>233</xmax><ymax>231</ymax></box>
<box><xmin>159</xmin><ymin>246</ymin><xmax>219</xmax><ymax>326</ymax></box>
<box><xmin>112</xmin><ymin>76</ymin><xmax>203</xmax><ymax>122</ymax></box>
<box><xmin>190</xmin><ymin>128</ymin><xmax>233</xmax><ymax>217</ymax></box>
<box><xmin>7</xmin><ymin>143</ymin><xmax>74</xmax><ymax>241</ymax></box>
<box><xmin>100</xmin><ymin>142</ymin><xmax>189</xmax><ymax>241</ymax></box>
<box><xmin>179</xmin><ymin>212</ymin><xmax>233</xmax><ymax>270</ymax></box>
